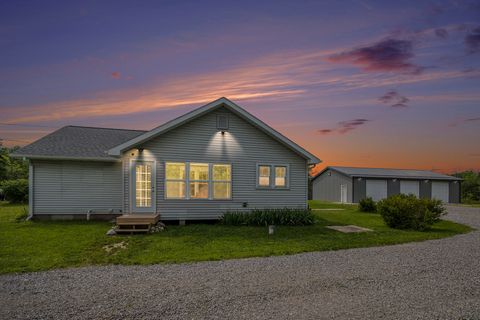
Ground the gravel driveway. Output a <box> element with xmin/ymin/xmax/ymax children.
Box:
<box><xmin>1</xmin><ymin>206</ymin><xmax>479</xmax><ymax>320</ymax></box>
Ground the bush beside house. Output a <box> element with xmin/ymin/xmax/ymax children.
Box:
<box><xmin>378</xmin><ymin>194</ymin><xmax>446</xmax><ymax>231</ymax></box>
<box><xmin>221</xmin><ymin>208</ymin><xmax>315</xmax><ymax>226</ymax></box>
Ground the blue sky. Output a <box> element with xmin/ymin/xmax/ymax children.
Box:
<box><xmin>0</xmin><ymin>0</ymin><xmax>479</xmax><ymax>172</ymax></box>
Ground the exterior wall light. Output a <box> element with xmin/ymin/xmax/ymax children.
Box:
<box><xmin>138</xmin><ymin>148</ymin><xmax>144</xmax><ymax>153</ymax></box>
<box><xmin>357</xmin><ymin>177</ymin><xmax>362</xmax><ymax>181</ymax></box>
<box><xmin>424</xmin><ymin>180</ymin><xmax>429</xmax><ymax>183</ymax></box>
<box><xmin>392</xmin><ymin>178</ymin><xmax>397</xmax><ymax>182</ymax></box>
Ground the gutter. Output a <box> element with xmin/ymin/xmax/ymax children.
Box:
<box><xmin>10</xmin><ymin>154</ymin><xmax>121</xmax><ymax>162</ymax></box>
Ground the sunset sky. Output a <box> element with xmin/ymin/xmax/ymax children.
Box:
<box><xmin>1</xmin><ymin>0</ymin><xmax>479</xmax><ymax>173</ymax></box>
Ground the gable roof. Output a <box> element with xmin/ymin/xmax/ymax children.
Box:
<box><xmin>313</xmin><ymin>166</ymin><xmax>461</xmax><ymax>181</ymax></box>
<box><xmin>107</xmin><ymin>97</ymin><xmax>321</xmax><ymax>164</ymax></box>
<box><xmin>11</xmin><ymin>126</ymin><xmax>146</xmax><ymax>161</ymax></box>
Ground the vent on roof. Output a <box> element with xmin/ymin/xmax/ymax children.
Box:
<box><xmin>216</xmin><ymin>114</ymin><xmax>229</xmax><ymax>130</ymax></box>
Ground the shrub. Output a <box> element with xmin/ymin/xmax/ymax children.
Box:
<box><xmin>0</xmin><ymin>179</ymin><xmax>28</xmax><ymax>203</ymax></box>
<box><xmin>377</xmin><ymin>194</ymin><xmax>446</xmax><ymax>231</ymax></box>
<box><xmin>221</xmin><ymin>208</ymin><xmax>315</xmax><ymax>226</ymax></box>
<box><xmin>359</xmin><ymin>197</ymin><xmax>377</xmax><ymax>212</ymax></box>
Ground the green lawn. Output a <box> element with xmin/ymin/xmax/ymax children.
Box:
<box><xmin>0</xmin><ymin>200</ymin><xmax>471</xmax><ymax>274</ymax></box>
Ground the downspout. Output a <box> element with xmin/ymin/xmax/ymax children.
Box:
<box><xmin>27</xmin><ymin>160</ymin><xmax>34</xmax><ymax>220</ymax></box>
<box><xmin>308</xmin><ymin>163</ymin><xmax>317</xmax><ymax>203</ymax></box>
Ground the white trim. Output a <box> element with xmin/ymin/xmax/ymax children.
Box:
<box><xmin>28</xmin><ymin>162</ymin><xmax>34</xmax><ymax>219</ymax></box>
<box><xmin>107</xmin><ymin>97</ymin><xmax>321</xmax><ymax>164</ymax></box>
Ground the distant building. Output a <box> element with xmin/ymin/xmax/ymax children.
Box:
<box><xmin>312</xmin><ymin>166</ymin><xmax>461</xmax><ymax>203</ymax></box>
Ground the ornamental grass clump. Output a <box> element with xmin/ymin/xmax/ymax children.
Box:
<box><xmin>221</xmin><ymin>208</ymin><xmax>314</xmax><ymax>226</ymax></box>
<box><xmin>377</xmin><ymin>194</ymin><xmax>446</xmax><ymax>231</ymax></box>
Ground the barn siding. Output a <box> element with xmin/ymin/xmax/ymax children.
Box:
<box><xmin>449</xmin><ymin>181</ymin><xmax>461</xmax><ymax>203</ymax></box>
<box><xmin>419</xmin><ymin>180</ymin><xmax>432</xmax><ymax>199</ymax></box>
<box><xmin>312</xmin><ymin>170</ymin><xmax>352</xmax><ymax>202</ymax></box>
<box><xmin>32</xmin><ymin>160</ymin><xmax>123</xmax><ymax>215</ymax></box>
<box><xmin>353</xmin><ymin>178</ymin><xmax>366</xmax><ymax>203</ymax></box>
<box><xmin>123</xmin><ymin>108</ymin><xmax>308</xmax><ymax>220</ymax></box>
<box><xmin>387</xmin><ymin>179</ymin><xmax>400</xmax><ymax>197</ymax></box>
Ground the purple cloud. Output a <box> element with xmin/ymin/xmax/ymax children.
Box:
<box><xmin>435</xmin><ymin>28</ymin><xmax>448</xmax><ymax>39</ymax></box>
<box><xmin>465</xmin><ymin>27</ymin><xmax>480</xmax><ymax>53</ymax></box>
<box><xmin>328</xmin><ymin>39</ymin><xmax>423</xmax><ymax>74</ymax></box>
<box><xmin>379</xmin><ymin>90</ymin><xmax>409</xmax><ymax>108</ymax></box>
<box><xmin>318</xmin><ymin>119</ymin><xmax>370</xmax><ymax>135</ymax></box>
<box><xmin>465</xmin><ymin>117</ymin><xmax>480</xmax><ymax>122</ymax></box>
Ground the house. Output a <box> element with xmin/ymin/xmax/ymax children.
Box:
<box><xmin>311</xmin><ymin>166</ymin><xmax>461</xmax><ymax>203</ymax></box>
<box><xmin>12</xmin><ymin>97</ymin><xmax>321</xmax><ymax>221</ymax></box>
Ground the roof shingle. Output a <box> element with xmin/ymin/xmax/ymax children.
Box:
<box><xmin>12</xmin><ymin>126</ymin><xmax>146</xmax><ymax>160</ymax></box>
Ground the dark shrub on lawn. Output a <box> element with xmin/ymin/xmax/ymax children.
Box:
<box><xmin>0</xmin><ymin>179</ymin><xmax>28</xmax><ymax>204</ymax></box>
<box><xmin>377</xmin><ymin>194</ymin><xmax>446</xmax><ymax>231</ymax></box>
<box><xmin>359</xmin><ymin>197</ymin><xmax>377</xmax><ymax>212</ymax></box>
<box><xmin>221</xmin><ymin>208</ymin><xmax>315</xmax><ymax>226</ymax></box>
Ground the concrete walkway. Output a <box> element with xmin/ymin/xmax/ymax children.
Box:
<box><xmin>1</xmin><ymin>206</ymin><xmax>479</xmax><ymax>320</ymax></box>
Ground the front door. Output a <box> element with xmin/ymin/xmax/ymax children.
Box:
<box><xmin>132</xmin><ymin>161</ymin><xmax>156</xmax><ymax>213</ymax></box>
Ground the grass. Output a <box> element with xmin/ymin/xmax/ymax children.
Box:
<box><xmin>0</xmin><ymin>200</ymin><xmax>471</xmax><ymax>274</ymax></box>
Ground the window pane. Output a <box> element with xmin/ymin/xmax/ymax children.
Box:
<box><xmin>136</xmin><ymin>164</ymin><xmax>152</xmax><ymax>207</ymax></box>
<box><xmin>213</xmin><ymin>164</ymin><xmax>231</xmax><ymax>181</ymax></box>
<box><xmin>259</xmin><ymin>165</ymin><xmax>270</xmax><ymax>177</ymax></box>
<box><xmin>275</xmin><ymin>166</ymin><xmax>286</xmax><ymax>187</ymax></box>
<box><xmin>259</xmin><ymin>165</ymin><xmax>270</xmax><ymax>186</ymax></box>
<box><xmin>189</xmin><ymin>182</ymin><xmax>209</xmax><ymax>199</ymax></box>
<box><xmin>190</xmin><ymin>163</ymin><xmax>209</xmax><ymax>180</ymax></box>
<box><xmin>166</xmin><ymin>181</ymin><xmax>186</xmax><ymax>198</ymax></box>
<box><xmin>166</xmin><ymin>162</ymin><xmax>185</xmax><ymax>180</ymax></box>
<box><xmin>213</xmin><ymin>182</ymin><xmax>231</xmax><ymax>199</ymax></box>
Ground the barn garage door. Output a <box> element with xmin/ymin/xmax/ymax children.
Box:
<box><xmin>366</xmin><ymin>179</ymin><xmax>387</xmax><ymax>201</ymax></box>
<box><xmin>432</xmin><ymin>181</ymin><xmax>449</xmax><ymax>202</ymax></box>
<box><xmin>400</xmin><ymin>180</ymin><xmax>419</xmax><ymax>197</ymax></box>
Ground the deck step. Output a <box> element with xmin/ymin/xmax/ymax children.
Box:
<box><xmin>116</xmin><ymin>214</ymin><xmax>160</xmax><ymax>225</ymax></box>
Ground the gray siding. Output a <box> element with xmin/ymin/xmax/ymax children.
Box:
<box><xmin>123</xmin><ymin>108</ymin><xmax>308</xmax><ymax>220</ymax></box>
<box><xmin>387</xmin><ymin>179</ymin><xmax>400</xmax><ymax>197</ymax></box>
<box><xmin>312</xmin><ymin>170</ymin><xmax>352</xmax><ymax>202</ymax></box>
<box><xmin>32</xmin><ymin>160</ymin><xmax>123</xmax><ymax>215</ymax></box>
<box><xmin>419</xmin><ymin>180</ymin><xmax>432</xmax><ymax>199</ymax></box>
<box><xmin>353</xmin><ymin>178</ymin><xmax>366</xmax><ymax>203</ymax></box>
<box><xmin>449</xmin><ymin>181</ymin><xmax>461</xmax><ymax>203</ymax></box>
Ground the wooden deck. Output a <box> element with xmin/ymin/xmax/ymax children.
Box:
<box><xmin>115</xmin><ymin>214</ymin><xmax>160</xmax><ymax>234</ymax></box>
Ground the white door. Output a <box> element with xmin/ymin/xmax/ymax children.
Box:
<box><xmin>432</xmin><ymin>181</ymin><xmax>449</xmax><ymax>202</ymax></box>
<box><xmin>340</xmin><ymin>184</ymin><xmax>347</xmax><ymax>203</ymax></box>
<box><xmin>400</xmin><ymin>180</ymin><xmax>420</xmax><ymax>197</ymax></box>
<box><xmin>132</xmin><ymin>161</ymin><xmax>156</xmax><ymax>213</ymax></box>
<box><xmin>366</xmin><ymin>179</ymin><xmax>387</xmax><ymax>201</ymax></box>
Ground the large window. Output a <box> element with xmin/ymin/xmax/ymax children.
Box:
<box><xmin>213</xmin><ymin>164</ymin><xmax>231</xmax><ymax>199</ymax></box>
<box><xmin>165</xmin><ymin>162</ymin><xmax>186</xmax><ymax>199</ymax></box>
<box><xmin>257</xmin><ymin>164</ymin><xmax>288</xmax><ymax>188</ymax></box>
<box><xmin>189</xmin><ymin>163</ymin><xmax>209</xmax><ymax>199</ymax></box>
<box><xmin>165</xmin><ymin>162</ymin><xmax>231</xmax><ymax>200</ymax></box>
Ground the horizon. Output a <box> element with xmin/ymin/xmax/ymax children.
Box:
<box><xmin>1</xmin><ymin>0</ymin><xmax>479</xmax><ymax>174</ymax></box>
